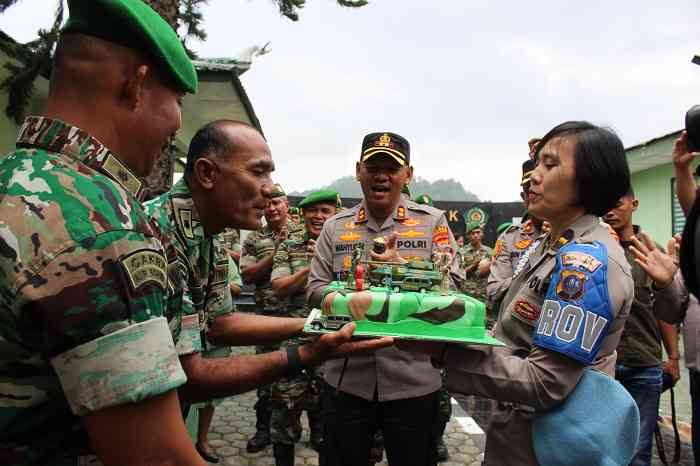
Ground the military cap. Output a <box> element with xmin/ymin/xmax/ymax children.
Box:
<box><xmin>269</xmin><ymin>183</ymin><xmax>286</xmax><ymax>198</ymax></box>
<box><xmin>415</xmin><ymin>193</ymin><xmax>433</xmax><ymax>206</ymax></box>
<box><xmin>361</xmin><ymin>132</ymin><xmax>410</xmax><ymax>166</ymax></box>
<box><xmin>521</xmin><ymin>159</ymin><xmax>535</xmax><ymax>187</ymax></box>
<box><xmin>466</xmin><ymin>221</ymin><xmax>483</xmax><ymax>233</ymax></box>
<box><xmin>298</xmin><ymin>190</ymin><xmax>342</xmax><ymax>209</ymax></box>
<box><xmin>63</xmin><ymin>0</ymin><xmax>197</xmax><ymax>94</ymax></box>
<box><xmin>533</xmin><ymin>369</ymin><xmax>639</xmax><ymax>466</ymax></box>
<box><xmin>496</xmin><ymin>222</ymin><xmax>512</xmax><ymax>236</ymax></box>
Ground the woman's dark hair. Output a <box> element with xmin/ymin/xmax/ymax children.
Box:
<box><xmin>534</xmin><ymin>121</ymin><xmax>630</xmax><ymax>217</ymax></box>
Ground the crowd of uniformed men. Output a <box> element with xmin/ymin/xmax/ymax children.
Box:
<box><xmin>0</xmin><ymin>1</ymin><xmax>695</xmax><ymax>466</ymax></box>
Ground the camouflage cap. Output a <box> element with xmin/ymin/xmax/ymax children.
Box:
<box><xmin>298</xmin><ymin>189</ymin><xmax>341</xmax><ymax>209</ymax></box>
<box><xmin>269</xmin><ymin>183</ymin><xmax>286</xmax><ymax>198</ymax></box>
<box><xmin>415</xmin><ymin>193</ymin><xmax>433</xmax><ymax>206</ymax></box>
<box><xmin>63</xmin><ymin>0</ymin><xmax>197</xmax><ymax>94</ymax></box>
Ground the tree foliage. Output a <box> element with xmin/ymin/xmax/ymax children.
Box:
<box><xmin>273</xmin><ymin>0</ymin><xmax>368</xmax><ymax>21</ymax></box>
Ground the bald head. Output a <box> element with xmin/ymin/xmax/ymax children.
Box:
<box><xmin>185</xmin><ymin>120</ymin><xmax>264</xmax><ymax>176</ymax></box>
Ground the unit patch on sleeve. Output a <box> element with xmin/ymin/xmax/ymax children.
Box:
<box><xmin>120</xmin><ymin>249</ymin><xmax>168</xmax><ymax>292</ymax></box>
<box><xmin>432</xmin><ymin>225</ymin><xmax>449</xmax><ymax>247</ymax></box>
<box><xmin>533</xmin><ymin>241</ymin><xmax>612</xmax><ymax>365</ymax></box>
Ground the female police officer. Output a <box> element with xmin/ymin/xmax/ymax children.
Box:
<box><xmin>404</xmin><ymin>121</ymin><xmax>636</xmax><ymax>465</ymax></box>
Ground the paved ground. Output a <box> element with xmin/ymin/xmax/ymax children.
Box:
<box><xmin>196</xmin><ymin>346</ymin><xmax>483</xmax><ymax>465</ymax></box>
<box><xmin>194</xmin><ymin>345</ymin><xmax>698</xmax><ymax>465</ymax></box>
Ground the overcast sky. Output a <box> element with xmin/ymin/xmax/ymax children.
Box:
<box><xmin>2</xmin><ymin>1</ymin><xmax>700</xmax><ymax>201</ymax></box>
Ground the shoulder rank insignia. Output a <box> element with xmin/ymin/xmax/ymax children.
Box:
<box><xmin>396</xmin><ymin>206</ymin><xmax>406</xmax><ymax>220</ymax></box>
<box><xmin>514</xmin><ymin>239</ymin><xmax>533</xmax><ymax>250</ymax></box>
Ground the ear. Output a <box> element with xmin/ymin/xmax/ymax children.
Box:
<box><xmin>355</xmin><ymin>161</ymin><xmax>362</xmax><ymax>181</ymax></box>
<box><xmin>405</xmin><ymin>165</ymin><xmax>414</xmax><ymax>184</ymax></box>
<box><xmin>193</xmin><ymin>158</ymin><xmax>217</xmax><ymax>190</ymax></box>
<box><xmin>123</xmin><ymin>64</ymin><xmax>149</xmax><ymax>110</ymax></box>
<box><xmin>631</xmin><ymin>198</ymin><xmax>639</xmax><ymax>211</ymax></box>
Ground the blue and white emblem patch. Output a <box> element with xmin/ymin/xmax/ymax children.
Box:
<box><xmin>532</xmin><ymin>241</ymin><xmax>612</xmax><ymax>365</ymax></box>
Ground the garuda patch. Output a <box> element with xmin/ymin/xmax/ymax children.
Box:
<box><xmin>556</xmin><ymin>270</ymin><xmax>586</xmax><ymax>301</ymax></box>
<box><xmin>120</xmin><ymin>249</ymin><xmax>167</xmax><ymax>292</ymax></box>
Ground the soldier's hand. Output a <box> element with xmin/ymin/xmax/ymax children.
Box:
<box><xmin>370</xmin><ymin>233</ymin><xmax>406</xmax><ymax>264</ymax></box>
<box><xmin>299</xmin><ymin>323</ymin><xmax>394</xmax><ymax>366</ymax></box>
<box><xmin>672</xmin><ymin>131</ymin><xmax>698</xmax><ymax>170</ymax></box>
<box><xmin>629</xmin><ymin>233</ymin><xmax>678</xmax><ymax>288</ymax></box>
<box><xmin>477</xmin><ymin>258</ymin><xmax>491</xmax><ymax>277</ymax></box>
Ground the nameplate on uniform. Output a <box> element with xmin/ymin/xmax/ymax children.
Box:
<box><xmin>120</xmin><ymin>249</ymin><xmax>167</xmax><ymax>292</ymax></box>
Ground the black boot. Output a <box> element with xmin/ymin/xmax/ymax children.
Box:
<box><xmin>307</xmin><ymin>410</ymin><xmax>323</xmax><ymax>452</ymax></box>
<box><xmin>435</xmin><ymin>421</ymin><xmax>449</xmax><ymax>462</ymax></box>
<box><xmin>247</xmin><ymin>398</ymin><xmax>271</xmax><ymax>453</ymax></box>
<box><xmin>273</xmin><ymin>443</ymin><xmax>295</xmax><ymax>466</ymax></box>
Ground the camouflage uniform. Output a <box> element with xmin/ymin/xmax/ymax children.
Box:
<box><xmin>269</xmin><ymin>228</ymin><xmax>323</xmax><ymax>447</ymax></box>
<box><xmin>144</xmin><ymin>178</ymin><xmax>235</xmax><ymax>416</ymax></box>
<box><xmin>0</xmin><ymin>117</ymin><xmax>186</xmax><ymax>466</ymax></box>
<box><xmin>240</xmin><ymin>220</ymin><xmax>296</xmax><ymax>445</ymax></box>
<box><xmin>221</xmin><ymin>227</ymin><xmax>241</xmax><ymax>256</ymax></box>
<box><xmin>460</xmin><ymin>243</ymin><xmax>493</xmax><ymax>302</ymax></box>
<box><xmin>143</xmin><ymin>178</ymin><xmax>234</xmax><ymax>358</ymax></box>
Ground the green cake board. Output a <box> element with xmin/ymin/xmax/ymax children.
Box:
<box><xmin>303</xmin><ymin>282</ymin><xmax>504</xmax><ymax>346</ymax></box>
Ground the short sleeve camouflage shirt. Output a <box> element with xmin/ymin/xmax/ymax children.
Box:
<box><xmin>271</xmin><ymin>227</ymin><xmax>312</xmax><ymax>314</ymax></box>
<box><xmin>240</xmin><ymin>220</ymin><xmax>296</xmax><ymax>313</ymax></box>
<box><xmin>0</xmin><ymin>117</ymin><xmax>185</xmax><ymax>465</ymax></box>
<box><xmin>143</xmin><ymin>178</ymin><xmax>234</xmax><ymax>354</ymax></box>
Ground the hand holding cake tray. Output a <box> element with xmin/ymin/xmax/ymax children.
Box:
<box><xmin>304</xmin><ymin>242</ymin><xmax>503</xmax><ymax>346</ymax></box>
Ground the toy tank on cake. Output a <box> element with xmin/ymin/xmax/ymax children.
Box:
<box><xmin>305</xmin><ymin>245</ymin><xmax>502</xmax><ymax>345</ymax></box>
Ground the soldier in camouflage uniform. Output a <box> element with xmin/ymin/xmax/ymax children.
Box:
<box><xmin>460</xmin><ymin>222</ymin><xmax>493</xmax><ymax>304</ymax></box>
<box><xmin>0</xmin><ymin>1</ymin><xmax>209</xmax><ymax>464</ymax></box>
<box><xmin>241</xmin><ymin>183</ymin><xmax>297</xmax><ymax>453</ymax></box>
<box><xmin>222</xmin><ymin>227</ymin><xmax>241</xmax><ymax>263</ymax></box>
<box><xmin>269</xmin><ymin>190</ymin><xmax>341</xmax><ymax>465</ymax></box>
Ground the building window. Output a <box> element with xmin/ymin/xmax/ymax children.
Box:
<box><xmin>671</xmin><ymin>177</ymin><xmax>698</xmax><ymax>235</ymax></box>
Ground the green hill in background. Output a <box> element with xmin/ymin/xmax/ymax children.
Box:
<box><xmin>289</xmin><ymin>176</ymin><xmax>480</xmax><ymax>202</ymax></box>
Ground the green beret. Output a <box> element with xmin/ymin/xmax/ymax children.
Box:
<box><xmin>401</xmin><ymin>184</ymin><xmax>411</xmax><ymax>197</ymax></box>
<box><xmin>415</xmin><ymin>193</ymin><xmax>433</xmax><ymax>206</ymax></box>
<box><xmin>496</xmin><ymin>222</ymin><xmax>512</xmax><ymax>236</ymax></box>
<box><xmin>288</xmin><ymin>207</ymin><xmax>300</xmax><ymax>215</ymax></box>
<box><xmin>269</xmin><ymin>183</ymin><xmax>286</xmax><ymax>198</ymax></box>
<box><xmin>299</xmin><ymin>190</ymin><xmax>341</xmax><ymax>209</ymax></box>
<box><xmin>466</xmin><ymin>221</ymin><xmax>483</xmax><ymax>233</ymax></box>
<box><xmin>63</xmin><ymin>0</ymin><xmax>197</xmax><ymax>94</ymax></box>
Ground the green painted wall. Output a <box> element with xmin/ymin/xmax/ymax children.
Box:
<box><xmin>630</xmin><ymin>162</ymin><xmax>674</xmax><ymax>245</ymax></box>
